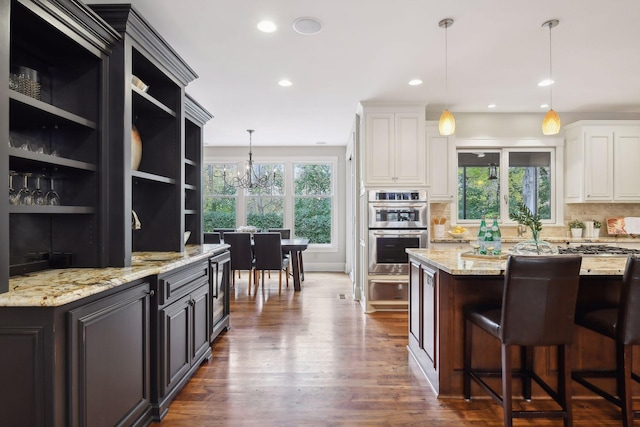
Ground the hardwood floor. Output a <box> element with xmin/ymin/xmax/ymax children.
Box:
<box><xmin>153</xmin><ymin>272</ymin><xmax>624</xmax><ymax>426</ymax></box>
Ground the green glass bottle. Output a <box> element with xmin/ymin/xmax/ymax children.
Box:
<box><xmin>484</xmin><ymin>218</ymin><xmax>494</xmax><ymax>255</ymax></box>
<box><xmin>477</xmin><ymin>216</ymin><xmax>487</xmax><ymax>255</ymax></box>
<box><xmin>491</xmin><ymin>218</ymin><xmax>502</xmax><ymax>255</ymax></box>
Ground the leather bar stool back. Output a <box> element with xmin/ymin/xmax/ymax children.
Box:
<box><xmin>572</xmin><ymin>255</ymin><xmax>640</xmax><ymax>427</ymax></box>
<box><xmin>464</xmin><ymin>255</ymin><xmax>583</xmax><ymax>427</ymax></box>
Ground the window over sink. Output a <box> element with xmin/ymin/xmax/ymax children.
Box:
<box><xmin>455</xmin><ymin>138</ymin><xmax>562</xmax><ymax>225</ymax></box>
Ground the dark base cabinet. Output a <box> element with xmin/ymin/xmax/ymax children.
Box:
<box><xmin>0</xmin><ymin>279</ymin><xmax>152</xmax><ymax>427</ymax></box>
<box><xmin>209</xmin><ymin>250</ymin><xmax>231</xmax><ymax>343</ymax></box>
<box><xmin>151</xmin><ymin>261</ymin><xmax>212</xmax><ymax>420</ymax></box>
<box><xmin>68</xmin><ymin>282</ymin><xmax>152</xmax><ymax>427</ymax></box>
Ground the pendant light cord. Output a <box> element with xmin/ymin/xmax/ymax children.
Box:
<box><xmin>548</xmin><ymin>23</ymin><xmax>553</xmax><ymax>109</ymax></box>
<box><xmin>444</xmin><ymin>22</ymin><xmax>449</xmax><ymax>110</ymax></box>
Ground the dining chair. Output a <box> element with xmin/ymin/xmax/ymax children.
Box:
<box><xmin>268</xmin><ymin>228</ymin><xmax>304</xmax><ymax>281</ymax></box>
<box><xmin>222</xmin><ymin>232</ymin><xmax>254</xmax><ymax>290</ymax></box>
<box><xmin>572</xmin><ymin>255</ymin><xmax>640</xmax><ymax>427</ymax></box>
<box><xmin>463</xmin><ymin>255</ymin><xmax>583</xmax><ymax>427</ymax></box>
<box><xmin>253</xmin><ymin>232</ymin><xmax>289</xmax><ymax>294</ymax></box>
<box><xmin>204</xmin><ymin>232</ymin><xmax>221</xmax><ymax>244</ymax></box>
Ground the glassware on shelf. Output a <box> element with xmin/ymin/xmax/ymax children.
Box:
<box><xmin>33</xmin><ymin>174</ymin><xmax>46</xmax><ymax>205</ymax></box>
<box><xmin>45</xmin><ymin>177</ymin><xmax>61</xmax><ymax>206</ymax></box>
<box><xmin>18</xmin><ymin>173</ymin><xmax>34</xmax><ymax>205</ymax></box>
<box><xmin>8</xmin><ymin>171</ymin><xmax>20</xmax><ymax>205</ymax></box>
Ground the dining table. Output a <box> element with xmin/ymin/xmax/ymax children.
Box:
<box><xmin>220</xmin><ymin>236</ymin><xmax>309</xmax><ymax>291</ymax></box>
<box><xmin>280</xmin><ymin>238</ymin><xmax>309</xmax><ymax>291</ymax></box>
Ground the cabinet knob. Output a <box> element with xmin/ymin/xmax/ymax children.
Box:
<box><xmin>146</xmin><ymin>290</ymin><xmax>155</xmax><ymax>297</ymax></box>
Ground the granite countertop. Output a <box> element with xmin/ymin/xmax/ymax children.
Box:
<box><xmin>0</xmin><ymin>244</ymin><xmax>229</xmax><ymax>307</ymax></box>
<box><xmin>431</xmin><ymin>236</ymin><xmax>640</xmax><ymax>245</ymax></box>
<box><xmin>407</xmin><ymin>247</ymin><xmax>628</xmax><ymax>276</ymax></box>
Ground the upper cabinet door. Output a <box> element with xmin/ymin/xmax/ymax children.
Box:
<box><xmin>584</xmin><ymin>129</ymin><xmax>614</xmax><ymax>201</ymax></box>
<box><xmin>613</xmin><ymin>128</ymin><xmax>640</xmax><ymax>201</ymax></box>
<box><xmin>426</xmin><ymin>122</ymin><xmax>455</xmax><ymax>201</ymax></box>
<box><xmin>564</xmin><ymin>121</ymin><xmax>640</xmax><ymax>203</ymax></box>
<box><xmin>361</xmin><ymin>106</ymin><xmax>426</xmax><ymax>187</ymax></box>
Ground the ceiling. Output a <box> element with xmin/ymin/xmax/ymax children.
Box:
<box><xmin>84</xmin><ymin>0</ymin><xmax>640</xmax><ymax>147</ymax></box>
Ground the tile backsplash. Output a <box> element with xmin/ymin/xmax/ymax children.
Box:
<box><xmin>431</xmin><ymin>202</ymin><xmax>640</xmax><ymax>238</ymax></box>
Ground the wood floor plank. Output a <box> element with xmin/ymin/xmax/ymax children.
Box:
<box><xmin>152</xmin><ymin>272</ymin><xmax>625</xmax><ymax>426</ymax></box>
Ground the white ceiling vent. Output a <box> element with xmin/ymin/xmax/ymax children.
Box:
<box><xmin>292</xmin><ymin>17</ymin><xmax>322</xmax><ymax>35</ymax></box>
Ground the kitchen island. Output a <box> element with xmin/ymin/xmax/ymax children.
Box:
<box><xmin>0</xmin><ymin>244</ymin><xmax>229</xmax><ymax>427</ymax></box>
<box><xmin>406</xmin><ymin>247</ymin><xmax>631</xmax><ymax>399</ymax></box>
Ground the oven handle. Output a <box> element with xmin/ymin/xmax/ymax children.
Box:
<box><xmin>369</xmin><ymin>230</ymin><xmax>427</xmax><ymax>237</ymax></box>
<box><xmin>369</xmin><ymin>203</ymin><xmax>426</xmax><ymax>209</ymax></box>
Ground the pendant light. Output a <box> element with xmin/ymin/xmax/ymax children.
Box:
<box><xmin>438</xmin><ymin>18</ymin><xmax>455</xmax><ymax>136</ymax></box>
<box><xmin>541</xmin><ymin>19</ymin><xmax>560</xmax><ymax>135</ymax></box>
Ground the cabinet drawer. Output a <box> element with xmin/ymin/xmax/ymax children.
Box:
<box><xmin>157</xmin><ymin>261</ymin><xmax>209</xmax><ymax>305</ymax></box>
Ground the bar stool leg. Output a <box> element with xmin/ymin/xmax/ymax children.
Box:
<box><xmin>464</xmin><ymin>318</ymin><xmax>472</xmax><ymax>400</ymax></box>
<box><xmin>620</xmin><ymin>343</ymin><xmax>634</xmax><ymax>427</ymax></box>
<box><xmin>502</xmin><ymin>344</ymin><xmax>513</xmax><ymax>427</ymax></box>
<box><xmin>559</xmin><ymin>344</ymin><xmax>573</xmax><ymax>427</ymax></box>
<box><xmin>522</xmin><ymin>346</ymin><xmax>533</xmax><ymax>401</ymax></box>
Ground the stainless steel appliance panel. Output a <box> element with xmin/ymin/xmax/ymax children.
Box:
<box><xmin>368</xmin><ymin>280</ymin><xmax>409</xmax><ymax>301</ymax></box>
<box><xmin>368</xmin><ymin>229</ymin><xmax>428</xmax><ymax>274</ymax></box>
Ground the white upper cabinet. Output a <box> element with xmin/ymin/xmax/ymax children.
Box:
<box><xmin>360</xmin><ymin>104</ymin><xmax>426</xmax><ymax>186</ymax></box>
<box><xmin>426</xmin><ymin>122</ymin><xmax>455</xmax><ymax>201</ymax></box>
<box><xmin>564</xmin><ymin>121</ymin><xmax>640</xmax><ymax>203</ymax></box>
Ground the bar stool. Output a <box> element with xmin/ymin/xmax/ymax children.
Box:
<box><xmin>464</xmin><ymin>255</ymin><xmax>583</xmax><ymax>427</ymax></box>
<box><xmin>572</xmin><ymin>255</ymin><xmax>640</xmax><ymax>427</ymax></box>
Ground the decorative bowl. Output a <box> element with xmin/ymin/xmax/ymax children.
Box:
<box><xmin>448</xmin><ymin>230</ymin><xmax>469</xmax><ymax>239</ymax></box>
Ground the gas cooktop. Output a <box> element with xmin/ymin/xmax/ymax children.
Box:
<box><xmin>558</xmin><ymin>244</ymin><xmax>640</xmax><ymax>256</ymax></box>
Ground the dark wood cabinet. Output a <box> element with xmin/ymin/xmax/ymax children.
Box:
<box><xmin>2</xmin><ymin>0</ymin><xmax>119</xmax><ymax>284</ymax></box>
<box><xmin>68</xmin><ymin>281</ymin><xmax>152</xmax><ymax>427</ymax></box>
<box><xmin>185</xmin><ymin>95</ymin><xmax>213</xmax><ymax>245</ymax></box>
<box><xmin>153</xmin><ymin>261</ymin><xmax>212</xmax><ymax>420</ymax></box>
<box><xmin>87</xmin><ymin>4</ymin><xmax>198</xmax><ymax>266</ymax></box>
<box><xmin>408</xmin><ymin>258</ymin><xmax>438</xmax><ymax>389</ymax></box>
<box><xmin>209</xmin><ymin>250</ymin><xmax>231</xmax><ymax>342</ymax></box>
<box><xmin>0</xmin><ymin>279</ymin><xmax>152</xmax><ymax>427</ymax></box>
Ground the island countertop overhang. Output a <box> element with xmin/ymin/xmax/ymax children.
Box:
<box><xmin>406</xmin><ymin>248</ymin><xmax>628</xmax><ymax>276</ymax></box>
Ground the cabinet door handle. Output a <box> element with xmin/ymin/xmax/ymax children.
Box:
<box><xmin>146</xmin><ymin>290</ymin><xmax>155</xmax><ymax>297</ymax></box>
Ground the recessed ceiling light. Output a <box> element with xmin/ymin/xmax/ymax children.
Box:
<box><xmin>487</xmin><ymin>104</ymin><xmax>496</xmax><ymax>108</ymax></box>
<box><xmin>292</xmin><ymin>17</ymin><xmax>322</xmax><ymax>35</ymax></box>
<box><xmin>316</xmin><ymin>141</ymin><xmax>327</xmax><ymax>145</ymax></box>
<box><xmin>257</xmin><ymin>20</ymin><xmax>277</xmax><ymax>33</ymax></box>
<box><xmin>538</xmin><ymin>79</ymin><xmax>554</xmax><ymax>87</ymax></box>
<box><xmin>408</xmin><ymin>79</ymin><xmax>423</xmax><ymax>86</ymax></box>
<box><xmin>278</xmin><ymin>79</ymin><xmax>292</xmax><ymax>87</ymax></box>
<box><xmin>540</xmin><ymin>103</ymin><xmax>549</xmax><ymax>109</ymax></box>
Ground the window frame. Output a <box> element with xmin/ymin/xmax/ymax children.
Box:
<box><xmin>454</xmin><ymin>138</ymin><xmax>564</xmax><ymax>226</ymax></box>
<box><xmin>203</xmin><ymin>156</ymin><xmax>339</xmax><ymax>252</ymax></box>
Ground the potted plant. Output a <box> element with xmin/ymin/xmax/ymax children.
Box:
<box><xmin>593</xmin><ymin>220</ymin><xmax>602</xmax><ymax>238</ymax></box>
<box><xmin>509</xmin><ymin>201</ymin><xmax>558</xmax><ymax>255</ymax></box>
<box><xmin>569</xmin><ymin>219</ymin><xmax>585</xmax><ymax>238</ymax></box>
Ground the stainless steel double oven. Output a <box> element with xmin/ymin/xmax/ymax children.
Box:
<box><xmin>368</xmin><ymin>189</ymin><xmax>429</xmax><ymax>275</ymax></box>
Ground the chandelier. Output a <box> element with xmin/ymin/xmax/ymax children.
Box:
<box><xmin>218</xmin><ymin>129</ymin><xmax>276</xmax><ymax>190</ymax></box>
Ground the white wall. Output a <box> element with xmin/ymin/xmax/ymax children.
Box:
<box><xmin>203</xmin><ymin>145</ymin><xmax>348</xmax><ymax>272</ymax></box>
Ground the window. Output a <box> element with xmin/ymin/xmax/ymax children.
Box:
<box><xmin>245</xmin><ymin>163</ymin><xmax>285</xmax><ymax>230</ymax></box>
<box><xmin>203</xmin><ymin>157</ymin><xmax>337</xmax><ymax>248</ymax></box>
<box><xmin>457</xmin><ymin>148</ymin><xmax>555</xmax><ymax>224</ymax></box>
<box><xmin>202</xmin><ymin>163</ymin><xmax>237</xmax><ymax>231</ymax></box>
<box><xmin>294</xmin><ymin>163</ymin><xmax>333</xmax><ymax>244</ymax></box>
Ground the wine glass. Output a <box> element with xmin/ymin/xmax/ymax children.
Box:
<box><xmin>8</xmin><ymin>171</ymin><xmax>20</xmax><ymax>205</ymax></box>
<box><xmin>17</xmin><ymin>173</ymin><xmax>34</xmax><ymax>205</ymax></box>
<box><xmin>33</xmin><ymin>174</ymin><xmax>46</xmax><ymax>205</ymax></box>
<box><xmin>45</xmin><ymin>177</ymin><xmax>61</xmax><ymax>205</ymax></box>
